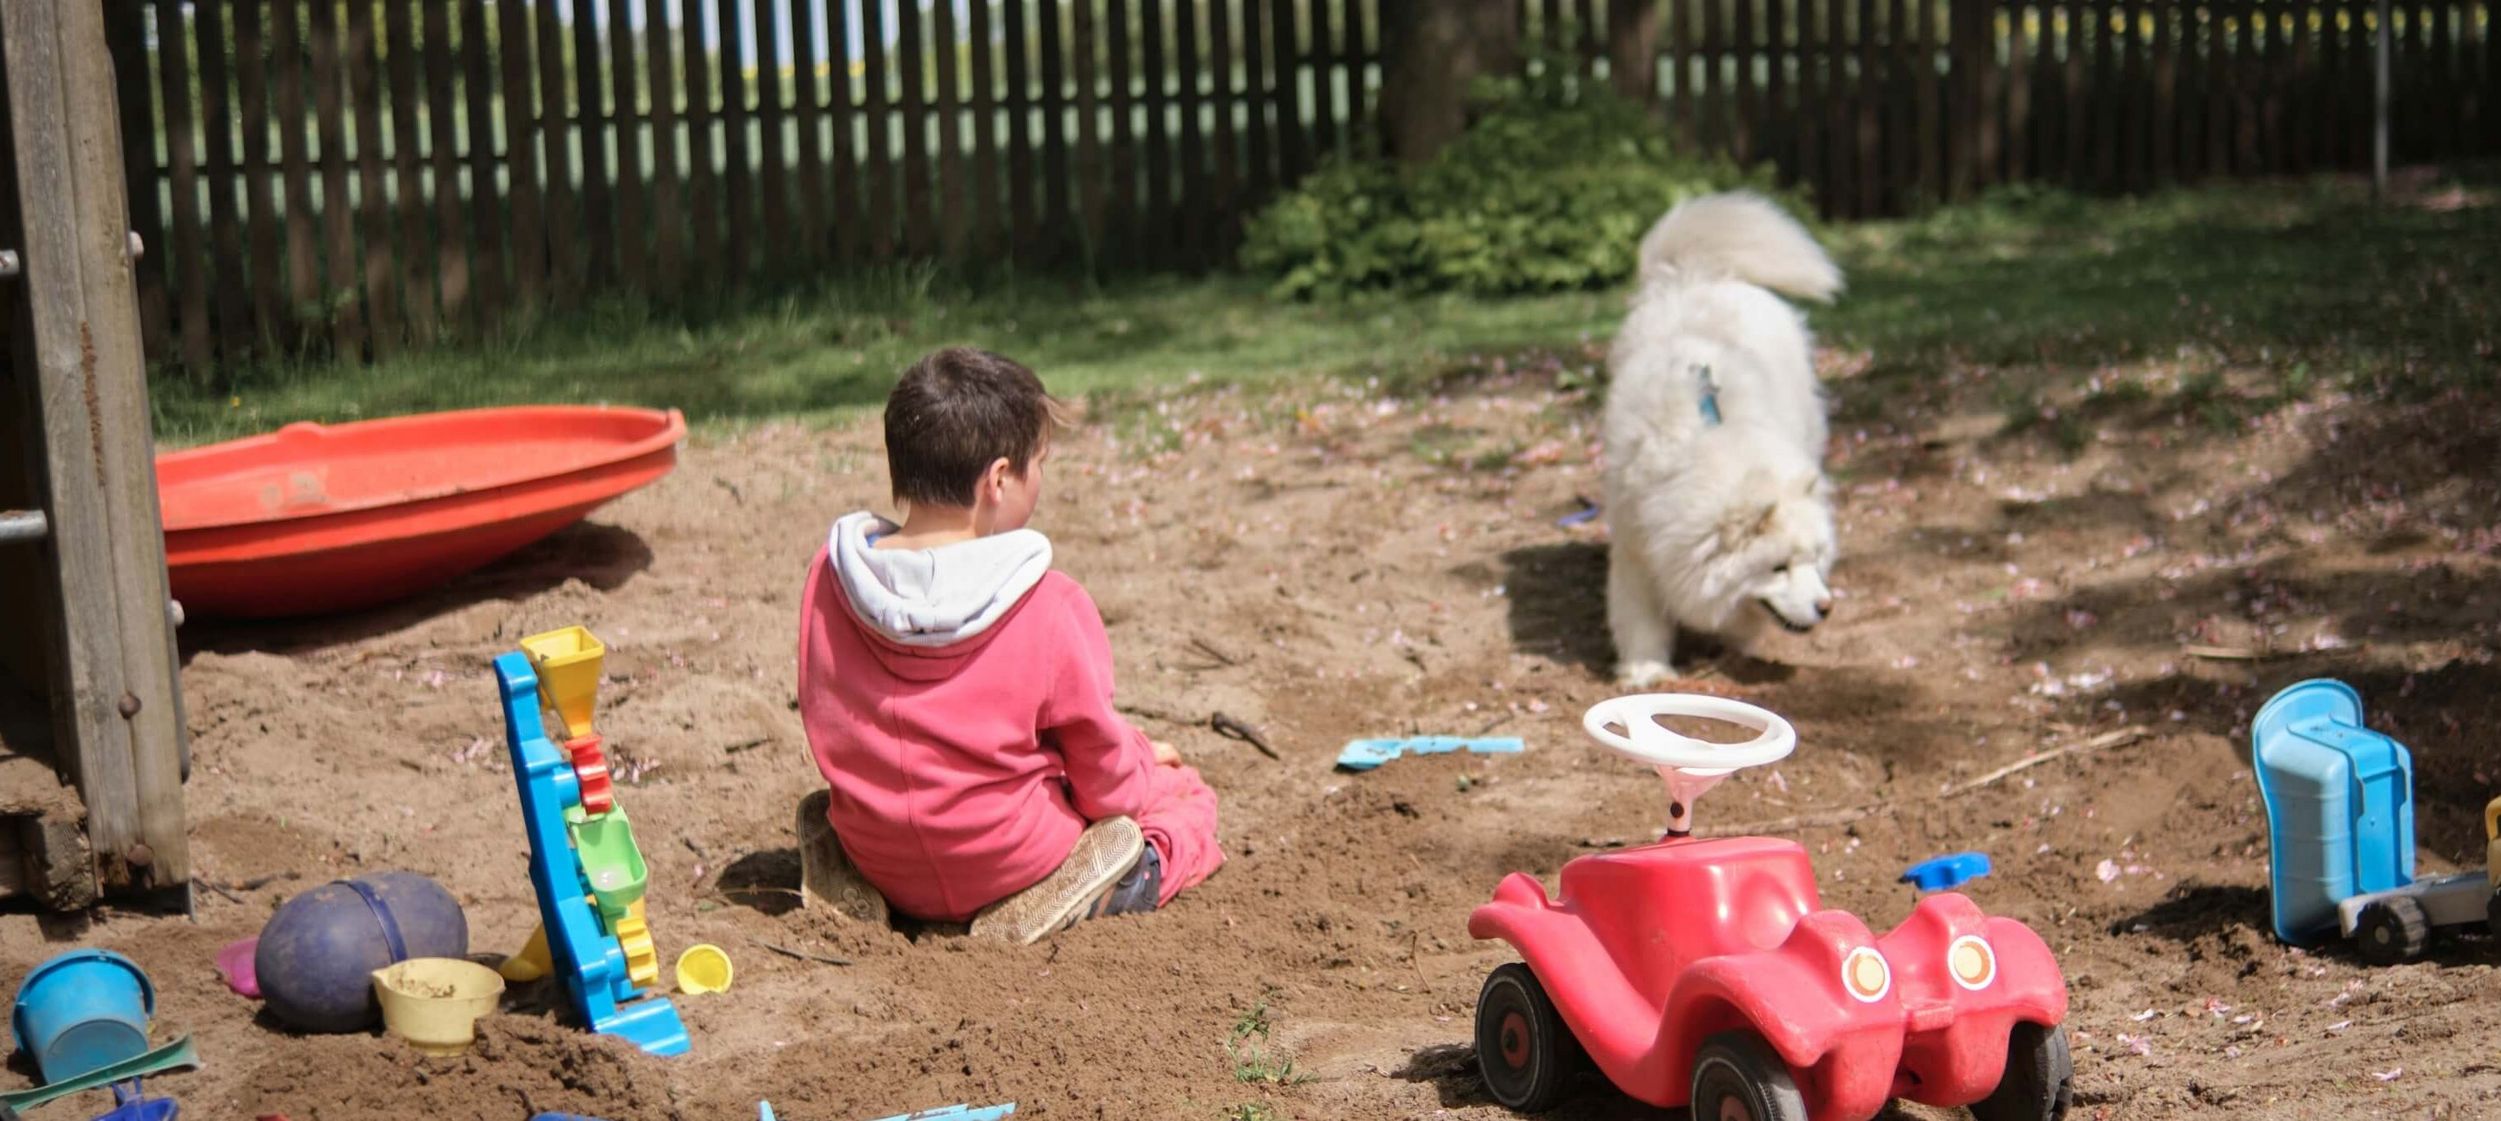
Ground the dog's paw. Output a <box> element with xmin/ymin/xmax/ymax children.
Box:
<box><xmin>1615</xmin><ymin>659</ymin><xmax>1674</xmax><ymax>688</ymax></box>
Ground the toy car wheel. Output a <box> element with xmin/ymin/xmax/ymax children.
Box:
<box><xmin>1968</xmin><ymin>1022</ymin><xmax>2074</xmax><ymax>1121</ymax></box>
<box><xmin>1475</xmin><ymin>963</ymin><xmax>1583</xmax><ymax>1112</ymax></box>
<box><xmin>2354</xmin><ymin>896</ymin><xmax>2430</xmax><ymax>965</ymax></box>
<box><xmin>1688</xmin><ymin>1032</ymin><xmax>1807</xmax><ymax>1121</ymax></box>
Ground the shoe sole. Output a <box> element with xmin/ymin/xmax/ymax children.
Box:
<box><xmin>796</xmin><ymin>790</ymin><xmax>890</xmax><ymax>925</ymax></box>
<box><xmin>970</xmin><ymin>816</ymin><xmax>1144</xmax><ymax>946</ymax></box>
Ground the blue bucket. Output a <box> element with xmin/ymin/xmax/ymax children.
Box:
<box><xmin>10</xmin><ymin>950</ymin><xmax>155</xmax><ymax>1084</ymax></box>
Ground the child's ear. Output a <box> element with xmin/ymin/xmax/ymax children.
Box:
<box><xmin>982</xmin><ymin>456</ymin><xmax>1014</xmax><ymax>497</ymax></box>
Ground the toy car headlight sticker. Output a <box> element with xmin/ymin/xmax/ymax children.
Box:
<box><xmin>1841</xmin><ymin>946</ymin><xmax>1891</xmax><ymax>1003</ymax></box>
<box><xmin>1946</xmin><ymin>935</ymin><xmax>1997</xmax><ymax>991</ymax></box>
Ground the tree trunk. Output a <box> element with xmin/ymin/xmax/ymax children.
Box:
<box><xmin>1379</xmin><ymin>0</ymin><xmax>1521</xmax><ymax>163</ymax></box>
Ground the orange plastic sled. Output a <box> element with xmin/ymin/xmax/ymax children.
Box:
<box><xmin>158</xmin><ymin>405</ymin><xmax>685</xmax><ymax>619</ymax></box>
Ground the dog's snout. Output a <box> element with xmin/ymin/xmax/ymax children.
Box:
<box><xmin>1814</xmin><ymin>596</ymin><xmax>1833</xmax><ymax>617</ymax></box>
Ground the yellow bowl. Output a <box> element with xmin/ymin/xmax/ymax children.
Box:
<box><xmin>675</xmin><ymin>944</ymin><xmax>733</xmax><ymax>995</ymax></box>
<box><xmin>372</xmin><ymin>958</ymin><xmax>504</xmax><ymax>1056</ymax></box>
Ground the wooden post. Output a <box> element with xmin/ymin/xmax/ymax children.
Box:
<box><xmin>1</xmin><ymin>0</ymin><xmax>192</xmax><ymax>899</ymax></box>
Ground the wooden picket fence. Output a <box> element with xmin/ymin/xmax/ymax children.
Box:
<box><xmin>65</xmin><ymin>0</ymin><xmax>2501</xmax><ymax>375</ymax></box>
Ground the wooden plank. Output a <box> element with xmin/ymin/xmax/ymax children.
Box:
<box><xmin>1208</xmin><ymin>0</ymin><xmax>1239</xmax><ymax>248</ymax></box>
<box><xmin>1271</xmin><ymin>0</ymin><xmax>1306</xmax><ymax>178</ymax></box>
<box><xmin>1975</xmin><ymin>0</ymin><xmax>2003</xmax><ymax>189</ymax></box>
<box><xmin>1174</xmin><ymin>0</ymin><xmax>1207</xmax><ymax>265</ymax></box>
<box><xmin>1766</xmin><ymin>0</ymin><xmax>1789</xmax><ymax>173</ymax></box>
<box><xmin>1041</xmin><ymin>0</ymin><xmax>1074</xmax><ymax>264</ymax></box>
<box><xmin>2235</xmin><ymin>0</ymin><xmax>2258</xmax><ymax>171</ymax></box>
<box><xmin>2430</xmin><ymin>0</ymin><xmax>2454</xmax><ymax>158</ymax></box>
<box><xmin>2208</xmin><ymin>0</ymin><xmax>2235</xmax><ymax>176</ymax></box>
<box><xmin>1884</xmin><ymin>0</ymin><xmax>1907</xmax><ymax>206</ymax></box>
<box><xmin>2007</xmin><ymin>0</ymin><xmax>2032</xmax><ymax>181</ymax></box>
<box><xmin>1239</xmin><ymin>0</ymin><xmax>1271</xmax><ymax>204</ymax></box>
<box><xmin>2290</xmin><ymin>0</ymin><xmax>2315</xmax><ymax>171</ymax></box>
<box><xmin>757</xmin><ymin>0</ymin><xmax>795</xmax><ymax>268</ymax></box>
<box><xmin>722</xmin><ymin>0</ymin><xmax>757</xmax><ymax>272</ymax></box>
<box><xmin>1919</xmin><ymin>0</ymin><xmax>1944</xmax><ymax>192</ymax></box>
<box><xmin>101</xmin><ymin>1</ymin><xmax>169</xmax><ymax>362</ymax></box>
<box><xmin>503</xmin><ymin>0</ymin><xmax>549</xmax><ymax>310</ymax></box>
<box><xmin>1735</xmin><ymin>0</ymin><xmax>1758</xmax><ymax>166</ymax></box>
<box><xmin>860</xmin><ymin>0</ymin><xmax>893</xmax><ymax>259</ymax></box>
<box><xmin>1855</xmin><ymin>0</ymin><xmax>1879</xmax><ymax>215</ymax></box>
<box><xmin>422</xmin><ymin>0</ymin><xmax>471</xmax><ymax>333</ymax></box>
<box><xmin>152</xmin><ymin>0</ymin><xmax>211</xmax><ymax>374</ymax></box>
<box><xmin>1797</xmin><ymin>0</ymin><xmax>1823</xmax><ymax>204</ymax></box>
<box><xmin>193</xmin><ymin>1</ymin><xmax>251</xmax><ymax>364</ymax></box>
<box><xmin>1115</xmin><ymin>0</ymin><xmax>1145</xmax><ymax>257</ymax></box>
<box><xmin>1139</xmin><ymin>0</ymin><xmax>1172</xmax><ymax>262</ymax></box>
<box><xmin>1310</xmin><ymin>0</ymin><xmax>1338</xmax><ymax>160</ymax></box>
<box><xmin>932</xmin><ymin>0</ymin><xmax>966</xmax><ymax>253</ymax></box>
<box><xmin>1348</xmin><ymin>0</ymin><xmax>1375</xmax><ymax>155</ymax></box>
<box><xmin>387</xmin><ymin>0</ymin><xmax>439</xmax><ymax>342</ymax></box>
<box><xmin>608</xmin><ymin>0</ymin><xmax>649</xmax><ymax>288</ymax></box>
<box><xmin>346</xmin><ymin>0</ymin><xmax>401</xmax><ymax>359</ymax></box>
<box><xmin>1578</xmin><ymin>0</ymin><xmax>1604</xmax><ymax>77</ymax></box>
<box><xmin>1005</xmin><ymin>0</ymin><xmax>1039</xmax><ymax>260</ymax></box>
<box><xmin>1072</xmin><ymin>0</ymin><xmax>1108</xmax><ymax>256</ymax></box>
<box><xmin>899</xmin><ymin>0</ymin><xmax>936</xmax><ymax>256</ymax></box>
<box><xmin>536</xmin><ymin>0</ymin><xmax>581</xmax><ymax>305</ymax></box>
<box><xmin>463</xmin><ymin>0</ymin><xmax>508</xmax><ymax>320</ymax></box>
<box><xmin>683</xmin><ymin>0</ymin><xmax>720</xmax><ymax>285</ymax></box>
<box><xmin>2151</xmin><ymin>0</ymin><xmax>2176</xmax><ymax>180</ymax></box>
<box><xmin>791</xmin><ymin>0</ymin><xmax>830</xmax><ymax>262</ymax></box>
<box><xmin>275</xmin><ymin>0</ymin><xmax>322</xmax><ymax>333</ymax></box>
<box><xmin>570</xmin><ymin>0</ymin><xmax>613</xmax><ymax>281</ymax></box>
<box><xmin>967</xmin><ymin>0</ymin><xmax>1001</xmax><ymax>256</ymax></box>
<box><xmin>643</xmin><ymin>0</ymin><xmax>682</xmax><ymax>299</ymax></box>
<box><xmin>232</xmin><ymin>0</ymin><xmax>282</xmax><ymax>353</ymax></box>
<box><xmin>2064</xmin><ymin>0</ymin><xmax>2088</xmax><ymax>182</ymax></box>
<box><xmin>1827</xmin><ymin>0</ymin><xmax>1853</xmax><ymax>213</ymax></box>
<box><xmin>2258</xmin><ymin>0</ymin><xmax>2282</xmax><ymax>170</ymax></box>
<box><xmin>311</xmin><ymin>0</ymin><xmax>367</xmax><ymax>358</ymax></box>
<box><xmin>1702</xmin><ymin>0</ymin><xmax>1725</xmax><ymax>153</ymax></box>
<box><xmin>2</xmin><ymin>0</ymin><xmax>193</xmax><ymax>896</ymax></box>
<box><xmin>2321</xmin><ymin>0</ymin><xmax>2346</xmax><ymax>167</ymax></box>
<box><xmin>1672</xmin><ymin>0</ymin><xmax>1698</xmax><ymax>147</ymax></box>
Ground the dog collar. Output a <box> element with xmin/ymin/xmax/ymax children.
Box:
<box><xmin>1696</xmin><ymin>365</ymin><xmax>1723</xmax><ymax>427</ymax></box>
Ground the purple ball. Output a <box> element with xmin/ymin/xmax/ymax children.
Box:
<box><xmin>255</xmin><ymin>871</ymin><xmax>468</xmax><ymax>1033</ymax></box>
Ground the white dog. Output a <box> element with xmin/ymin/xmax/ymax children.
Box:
<box><xmin>1601</xmin><ymin>191</ymin><xmax>1843</xmax><ymax>685</ymax></box>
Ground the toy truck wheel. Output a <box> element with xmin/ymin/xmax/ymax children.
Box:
<box><xmin>1475</xmin><ymin>963</ymin><xmax>1583</xmax><ymax>1112</ymax></box>
<box><xmin>1968</xmin><ymin>1022</ymin><xmax>2074</xmax><ymax>1121</ymax></box>
<box><xmin>1689</xmin><ymin>1032</ymin><xmax>1807</xmax><ymax>1121</ymax></box>
<box><xmin>2354</xmin><ymin>897</ymin><xmax>2430</xmax><ymax>965</ymax></box>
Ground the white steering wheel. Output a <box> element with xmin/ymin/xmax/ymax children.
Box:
<box><xmin>1582</xmin><ymin>693</ymin><xmax>1797</xmax><ymax>776</ymax></box>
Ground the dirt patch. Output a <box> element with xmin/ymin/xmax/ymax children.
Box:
<box><xmin>4</xmin><ymin>356</ymin><xmax>2497</xmax><ymax>1120</ymax></box>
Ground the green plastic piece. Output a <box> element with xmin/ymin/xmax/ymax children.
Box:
<box><xmin>0</xmin><ymin>1035</ymin><xmax>198</xmax><ymax>1112</ymax></box>
<box><xmin>567</xmin><ymin>805</ymin><xmax>649</xmax><ymax>923</ymax></box>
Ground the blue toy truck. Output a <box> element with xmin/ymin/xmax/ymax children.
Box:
<box><xmin>2254</xmin><ymin>679</ymin><xmax>2501</xmax><ymax>964</ymax></box>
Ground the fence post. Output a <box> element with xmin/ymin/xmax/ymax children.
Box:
<box><xmin>2</xmin><ymin>0</ymin><xmax>193</xmax><ymax>902</ymax></box>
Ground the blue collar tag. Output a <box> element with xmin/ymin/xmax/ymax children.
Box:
<box><xmin>1697</xmin><ymin>366</ymin><xmax>1723</xmax><ymax>427</ymax></box>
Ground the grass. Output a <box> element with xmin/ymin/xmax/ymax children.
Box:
<box><xmin>152</xmin><ymin>167</ymin><xmax>2500</xmax><ymax>446</ymax></box>
<box><xmin>1224</xmin><ymin>999</ymin><xmax>1310</xmax><ymax>1087</ymax></box>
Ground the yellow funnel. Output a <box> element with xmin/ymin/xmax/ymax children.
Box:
<box><xmin>675</xmin><ymin>944</ymin><xmax>733</xmax><ymax>995</ymax></box>
<box><xmin>498</xmin><ymin>925</ymin><xmax>552</xmax><ymax>983</ymax></box>
<box><xmin>373</xmin><ymin>958</ymin><xmax>505</xmax><ymax>1057</ymax></box>
<box><xmin>520</xmin><ymin>626</ymin><xmax>605</xmax><ymax>740</ymax></box>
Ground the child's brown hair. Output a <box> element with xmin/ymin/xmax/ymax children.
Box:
<box><xmin>884</xmin><ymin>347</ymin><xmax>1065</xmax><ymax>507</ymax></box>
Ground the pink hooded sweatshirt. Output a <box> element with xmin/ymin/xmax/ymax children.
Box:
<box><xmin>797</xmin><ymin>512</ymin><xmax>1162</xmax><ymax>922</ymax></box>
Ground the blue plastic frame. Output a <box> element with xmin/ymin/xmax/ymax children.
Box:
<box><xmin>495</xmin><ymin>652</ymin><xmax>689</xmax><ymax>1056</ymax></box>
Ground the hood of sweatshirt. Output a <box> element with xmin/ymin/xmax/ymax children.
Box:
<box><xmin>827</xmin><ymin>511</ymin><xmax>1054</xmax><ymax>667</ymax></box>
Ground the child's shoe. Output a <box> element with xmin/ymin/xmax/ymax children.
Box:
<box><xmin>968</xmin><ymin>816</ymin><xmax>1144</xmax><ymax>945</ymax></box>
<box><xmin>796</xmin><ymin>789</ymin><xmax>890</xmax><ymax>925</ymax></box>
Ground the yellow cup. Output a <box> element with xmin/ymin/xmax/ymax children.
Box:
<box><xmin>372</xmin><ymin>958</ymin><xmax>505</xmax><ymax>1056</ymax></box>
<box><xmin>519</xmin><ymin>625</ymin><xmax>605</xmax><ymax>740</ymax></box>
<box><xmin>675</xmin><ymin>944</ymin><xmax>733</xmax><ymax>995</ymax></box>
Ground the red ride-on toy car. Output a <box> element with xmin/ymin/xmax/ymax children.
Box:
<box><xmin>1468</xmin><ymin>694</ymin><xmax>2073</xmax><ymax>1121</ymax></box>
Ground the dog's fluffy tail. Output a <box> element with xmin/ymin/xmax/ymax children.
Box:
<box><xmin>1635</xmin><ymin>191</ymin><xmax>1842</xmax><ymax>302</ymax></box>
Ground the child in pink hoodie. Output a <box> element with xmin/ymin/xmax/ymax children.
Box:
<box><xmin>795</xmin><ymin>347</ymin><xmax>1223</xmax><ymax>944</ymax></box>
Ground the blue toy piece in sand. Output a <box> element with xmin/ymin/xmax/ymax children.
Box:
<box><xmin>254</xmin><ymin>872</ymin><xmax>468</xmax><ymax>1033</ymax></box>
<box><xmin>1901</xmin><ymin>852</ymin><xmax>1993</xmax><ymax>892</ymax></box>
<box><xmin>2253</xmin><ymin>679</ymin><xmax>2415</xmax><ymax>945</ymax></box>
<box><xmin>1337</xmin><ymin>736</ymin><xmax>1525</xmax><ymax>772</ymax></box>
<box><xmin>11</xmin><ymin>950</ymin><xmax>153</xmax><ymax>1085</ymax></box>
<box><xmin>88</xmin><ymin>1081</ymin><xmax>176</xmax><ymax>1121</ymax></box>
<box><xmin>751</xmin><ymin>1104</ymin><xmax>1015</xmax><ymax>1121</ymax></box>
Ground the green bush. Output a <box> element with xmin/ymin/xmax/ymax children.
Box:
<box><xmin>1241</xmin><ymin>73</ymin><xmax>1783</xmax><ymax>299</ymax></box>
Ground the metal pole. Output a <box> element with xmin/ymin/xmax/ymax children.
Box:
<box><xmin>2374</xmin><ymin>0</ymin><xmax>2391</xmax><ymax>202</ymax></box>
